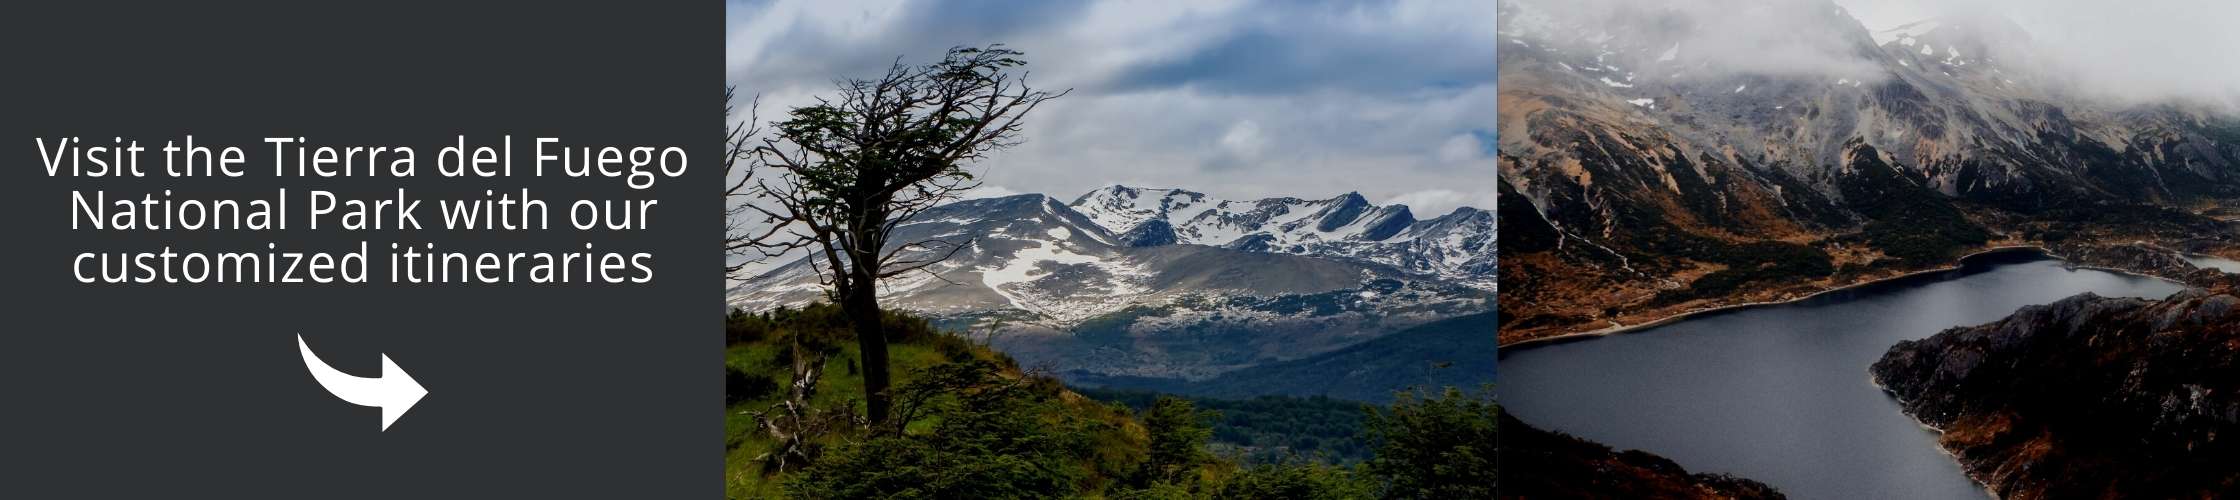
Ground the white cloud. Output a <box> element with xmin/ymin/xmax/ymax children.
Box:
<box><xmin>1436</xmin><ymin>133</ymin><xmax>1486</xmax><ymax>164</ymax></box>
<box><xmin>727</xmin><ymin>0</ymin><xmax>1497</xmax><ymax>213</ymax></box>
<box><xmin>1520</xmin><ymin>0</ymin><xmax>2240</xmax><ymax>106</ymax></box>
<box><xmin>958</xmin><ymin>184</ymin><xmax>1024</xmax><ymax>201</ymax></box>
<box><xmin>1509</xmin><ymin>0</ymin><xmax>1890</xmax><ymax>81</ymax></box>
<box><xmin>1834</xmin><ymin>0</ymin><xmax>2240</xmax><ymax>104</ymax></box>
<box><xmin>1216</xmin><ymin>120</ymin><xmax>1266</xmax><ymax>164</ymax></box>
<box><xmin>1389</xmin><ymin>189</ymin><xmax>1497</xmax><ymax>218</ymax></box>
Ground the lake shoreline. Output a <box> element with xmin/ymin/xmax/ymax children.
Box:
<box><xmin>1866</xmin><ymin>374</ymin><xmax>2004</xmax><ymax>500</ymax></box>
<box><xmin>1501</xmin><ymin>244</ymin><xmax>2190</xmax><ymax>352</ymax></box>
<box><xmin>1499</xmin><ymin>247</ymin><xmax>2188</xmax><ymax>499</ymax></box>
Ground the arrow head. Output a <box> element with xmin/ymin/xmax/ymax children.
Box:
<box><xmin>379</xmin><ymin>354</ymin><xmax>428</xmax><ymax>431</ymax></box>
<box><xmin>297</xmin><ymin>334</ymin><xmax>429</xmax><ymax>432</ymax></box>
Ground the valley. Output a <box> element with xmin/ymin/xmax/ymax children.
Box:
<box><xmin>1494</xmin><ymin>0</ymin><xmax>2240</xmax><ymax>497</ymax></box>
<box><xmin>729</xmin><ymin>186</ymin><xmax>1495</xmax><ymax>388</ymax></box>
<box><xmin>1495</xmin><ymin>0</ymin><xmax>2240</xmax><ymax>345</ymax></box>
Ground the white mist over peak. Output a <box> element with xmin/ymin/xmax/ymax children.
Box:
<box><xmin>1843</xmin><ymin>0</ymin><xmax>2240</xmax><ymax>106</ymax></box>
<box><xmin>1506</xmin><ymin>0</ymin><xmax>2240</xmax><ymax>111</ymax></box>
<box><xmin>1502</xmin><ymin>0</ymin><xmax>1890</xmax><ymax>83</ymax></box>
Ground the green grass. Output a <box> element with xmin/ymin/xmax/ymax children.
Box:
<box><xmin>726</xmin><ymin>339</ymin><xmax>994</xmax><ymax>497</ymax></box>
<box><xmin>722</xmin><ymin>304</ymin><xmax>1498</xmax><ymax>498</ymax></box>
<box><xmin>723</xmin><ymin>304</ymin><xmax>1151</xmax><ymax>499</ymax></box>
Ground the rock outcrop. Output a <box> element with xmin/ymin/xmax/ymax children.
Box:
<box><xmin>1872</xmin><ymin>291</ymin><xmax>2240</xmax><ymax>498</ymax></box>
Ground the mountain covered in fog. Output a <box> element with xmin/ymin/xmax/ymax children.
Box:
<box><xmin>1496</xmin><ymin>0</ymin><xmax>2240</xmax><ymax>343</ymax></box>
<box><xmin>730</xmin><ymin>186</ymin><xmax>1493</xmax><ymax>382</ymax></box>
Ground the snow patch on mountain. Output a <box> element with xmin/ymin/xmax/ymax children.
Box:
<box><xmin>976</xmin><ymin>232</ymin><xmax>1148</xmax><ymax>323</ymax></box>
<box><xmin>726</xmin><ymin>188</ymin><xmax>1495</xmax><ymax>381</ymax></box>
<box><xmin>1070</xmin><ymin>186</ymin><xmax>1494</xmax><ymax>288</ymax></box>
<box><xmin>1872</xmin><ymin>19</ymin><xmax>1942</xmax><ymax>47</ymax></box>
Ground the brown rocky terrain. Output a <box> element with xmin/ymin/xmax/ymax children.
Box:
<box><xmin>2047</xmin><ymin>241</ymin><xmax>2240</xmax><ymax>291</ymax></box>
<box><xmin>1871</xmin><ymin>291</ymin><xmax>2240</xmax><ymax>499</ymax></box>
<box><xmin>1496</xmin><ymin>0</ymin><xmax>2240</xmax><ymax>344</ymax></box>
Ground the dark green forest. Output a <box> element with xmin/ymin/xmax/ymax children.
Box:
<box><xmin>1077</xmin><ymin>388</ymin><xmax>1374</xmax><ymax>464</ymax></box>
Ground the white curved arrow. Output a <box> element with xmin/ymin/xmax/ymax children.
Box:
<box><xmin>296</xmin><ymin>334</ymin><xmax>428</xmax><ymax>431</ymax></box>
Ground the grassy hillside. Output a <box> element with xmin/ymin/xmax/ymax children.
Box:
<box><xmin>725</xmin><ymin>305</ymin><xmax>1150</xmax><ymax>498</ymax></box>
<box><xmin>724</xmin><ymin>304</ymin><xmax>1498</xmax><ymax>499</ymax></box>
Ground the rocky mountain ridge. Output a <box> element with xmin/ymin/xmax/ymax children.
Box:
<box><xmin>729</xmin><ymin>187</ymin><xmax>1494</xmax><ymax>381</ymax></box>
<box><xmin>1069</xmin><ymin>186</ymin><xmax>1496</xmax><ymax>289</ymax></box>
<box><xmin>1496</xmin><ymin>0</ymin><xmax>2240</xmax><ymax>343</ymax></box>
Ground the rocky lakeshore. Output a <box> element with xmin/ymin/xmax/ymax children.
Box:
<box><xmin>1871</xmin><ymin>291</ymin><xmax>2240</xmax><ymax>498</ymax></box>
<box><xmin>1500</xmin><ymin>410</ymin><xmax>1786</xmax><ymax>500</ymax></box>
<box><xmin>2047</xmin><ymin>241</ymin><xmax>2240</xmax><ymax>291</ymax></box>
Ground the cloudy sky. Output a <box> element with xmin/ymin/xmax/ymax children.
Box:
<box><xmin>1509</xmin><ymin>0</ymin><xmax>2240</xmax><ymax>105</ymax></box>
<box><xmin>1836</xmin><ymin>0</ymin><xmax>2240</xmax><ymax>104</ymax></box>
<box><xmin>725</xmin><ymin>0</ymin><xmax>1497</xmax><ymax>217</ymax></box>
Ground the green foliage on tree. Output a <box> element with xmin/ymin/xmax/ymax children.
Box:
<box><xmin>724</xmin><ymin>287</ymin><xmax>1500</xmax><ymax>500</ymax></box>
<box><xmin>727</xmin><ymin>304</ymin><xmax>1071</xmax><ymax>498</ymax></box>
<box><xmin>1361</xmin><ymin>387</ymin><xmax>1498</xmax><ymax>499</ymax></box>
<box><xmin>1080</xmin><ymin>388</ymin><xmax>1373</xmax><ymax>463</ymax></box>
<box><xmin>733</xmin><ymin>45</ymin><xmax>1066</xmax><ymax>424</ymax></box>
<box><xmin>785</xmin><ymin>360</ymin><xmax>1113</xmax><ymax>498</ymax></box>
<box><xmin>1114</xmin><ymin>398</ymin><xmax>1380</xmax><ymax>500</ymax></box>
<box><xmin>1213</xmin><ymin>460</ymin><xmax>1378</xmax><ymax>500</ymax></box>
<box><xmin>1138</xmin><ymin>396</ymin><xmax>1219</xmax><ymax>486</ymax></box>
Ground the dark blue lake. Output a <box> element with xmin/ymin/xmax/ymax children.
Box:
<box><xmin>1499</xmin><ymin>250</ymin><xmax>2183</xmax><ymax>499</ymax></box>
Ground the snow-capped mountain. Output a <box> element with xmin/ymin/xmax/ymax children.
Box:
<box><xmin>729</xmin><ymin>187</ymin><xmax>1494</xmax><ymax>380</ymax></box>
<box><xmin>1069</xmin><ymin>186</ymin><xmax>1496</xmax><ymax>288</ymax></box>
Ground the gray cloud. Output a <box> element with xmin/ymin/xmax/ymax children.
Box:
<box><xmin>1837</xmin><ymin>0</ymin><xmax>2240</xmax><ymax>106</ymax></box>
<box><xmin>1506</xmin><ymin>0</ymin><xmax>1890</xmax><ymax>80</ymax></box>
<box><xmin>726</xmin><ymin>0</ymin><xmax>1497</xmax><ymax>219</ymax></box>
<box><xmin>1507</xmin><ymin>0</ymin><xmax>2240</xmax><ymax>106</ymax></box>
<box><xmin>1101</xmin><ymin>2</ymin><xmax>1496</xmax><ymax>96</ymax></box>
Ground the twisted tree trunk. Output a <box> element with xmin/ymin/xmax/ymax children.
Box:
<box><xmin>842</xmin><ymin>263</ymin><xmax>892</xmax><ymax>425</ymax></box>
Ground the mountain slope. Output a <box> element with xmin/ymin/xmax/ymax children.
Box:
<box><xmin>1872</xmin><ymin>291</ymin><xmax>2240</xmax><ymax>498</ymax></box>
<box><xmin>1070</xmin><ymin>186</ymin><xmax>1496</xmax><ymax>289</ymax></box>
<box><xmin>1495</xmin><ymin>0</ymin><xmax>2240</xmax><ymax>343</ymax></box>
<box><xmin>731</xmin><ymin>187</ymin><xmax>1493</xmax><ymax>382</ymax></box>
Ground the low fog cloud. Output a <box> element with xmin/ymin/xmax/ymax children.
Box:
<box><xmin>1514</xmin><ymin>0</ymin><xmax>2240</xmax><ymax>106</ymax></box>
<box><xmin>1841</xmin><ymin>0</ymin><xmax>2240</xmax><ymax>105</ymax></box>
<box><xmin>1510</xmin><ymin>0</ymin><xmax>1887</xmax><ymax>80</ymax></box>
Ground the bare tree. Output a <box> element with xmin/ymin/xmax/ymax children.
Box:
<box><xmin>723</xmin><ymin>87</ymin><xmax>765</xmax><ymax>281</ymax></box>
<box><xmin>738</xmin><ymin>45</ymin><xmax>1066</xmax><ymax>425</ymax></box>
